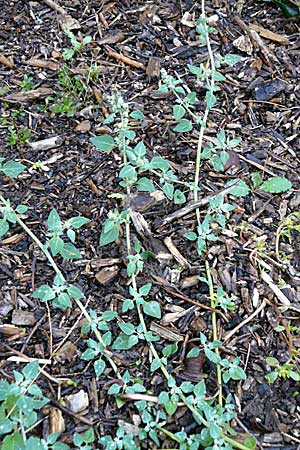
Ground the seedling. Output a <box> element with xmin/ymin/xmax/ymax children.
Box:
<box><xmin>62</xmin><ymin>30</ymin><xmax>92</xmax><ymax>60</ymax></box>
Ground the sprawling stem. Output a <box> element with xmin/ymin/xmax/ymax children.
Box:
<box><xmin>206</xmin><ymin>260</ymin><xmax>223</xmax><ymax>406</ymax></box>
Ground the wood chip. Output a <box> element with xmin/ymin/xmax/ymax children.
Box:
<box><xmin>105</xmin><ymin>47</ymin><xmax>145</xmax><ymax>69</ymax></box>
<box><xmin>49</xmin><ymin>408</ymin><xmax>65</xmax><ymax>434</ymax></box>
<box><xmin>95</xmin><ymin>266</ymin><xmax>119</xmax><ymax>285</ymax></box>
<box><xmin>249</xmin><ymin>23</ymin><xmax>289</xmax><ymax>45</ymax></box>
<box><xmin>42</xmin><ymin>0</ymin><xmax>80</xmax><ymax>30</ymax></box>
<box><xmin>98</xmin><ymin>32</ymin><xmax>125</xmax><ymax>45</ymax></box>
<box><xmin>11</xmin><ymin>310</ymin><xmax>37</xmax><ymax>326</ymax></box>
<box><xmin>0</xmin><ymin>53</ymin><xmax>14</xmax><ymax>68</ymax></box>
<box><xmin>3</xmin><ymin>87</ymin><xmax>54</xmax><ymax>104</ymax></box>
<box><xmin>146</xmin><ymin>57</ymin><xmax>161</xmax><ymax>79</ymax></box>
<box><xmin>54</xmin><ymin>341</ymin><xmax>78</xmax><ymax>363</ymax></box>
<box><xmin>76</xmin><ymin>120</ymin><xmax>91</xmax><ymax>132</ymax></box>
<box><xmin>25</xmin><ymin>58</ymin><xmax>60</xmax><ymax>70</ymax></box>
<box><xmin>261</xmin><ymin>271</ymin><xmax>291</xmax><ymax>306</ymax></box>
<box><xmin>29</xmin><ymin>136</ymin><xmax>63</xmax><ymax>151</ymax></box>
<box><xmin>163</xmin><ymin>236</ymin><xmax>191</xmax><ymax>269</ymax></box>
<box><xmin>150</xmin><ymin>322</ymin><xmax>183</xmax><ymax>341</ymax></box>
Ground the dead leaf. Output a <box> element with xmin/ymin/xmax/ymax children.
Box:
<box><xmin>25</xmin><ymin>58</ymin><xmax>60</xmax><ymax>70</ymax></box>
<box><xmin>233</xmin><ymin>35</ymin><xmax>253</xmax><ymax>55</ymax></box>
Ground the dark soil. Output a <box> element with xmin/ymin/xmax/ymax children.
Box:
<box><xmin>1</xmin><ymin>0</ymin><xmax>300</xmax><ymax>448</ymax></box>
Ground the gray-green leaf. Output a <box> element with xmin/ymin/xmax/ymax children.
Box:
<box><xmin>90</xmin><ymin>135</ymin><xmax>115</xmax><ymax>152</ymax></box>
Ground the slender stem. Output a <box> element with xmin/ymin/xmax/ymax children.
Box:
<box><xmin>0</xmin><ymin>193</ymin><xmax>121</xmax><ymax>378</ymax></box>
<box><xmin>206</xmin><ymin>261</ymin><xmax>223</xmax><ymax>406</ymax></box>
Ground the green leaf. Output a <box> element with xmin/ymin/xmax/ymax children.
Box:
<box><xmin>225</xmin><ymin>179</ymin><xmax>250</xmax><ymax>198</ymax></box>
<box><xmin>67</xmin><ymin>229</ymin><xmax>76</xmax><ymax>243</ymax></box>
<box><xmin>60</xmin><ymin>243</ymin><xmax>82</xmax><ymax>259</ymax></box>
<box><xmin>183</xmin><ymin>231</ymin><xmax>197</xmax><ymax>241</ymax></box>
<box><xmin>165</xmin><ymin>400</ymin><xmax>177</xmax><ymax>415</ymax></box>
<box><xmin>54</xmin><ymin>293</ymin><xmax>72</xmax><ymax>310</ymax></box>
<box><xmin>163</xmin><ymin>183</ymin><xmax>174</xmax><ymax>200</ymax></box>
<box><xmin>266</xmin><ymin>371</ymin><xmax>278</xmax><ymax>383</ymax></box>
<box><xmin>205</xmin><ymin>91</ymin><xmax>217</xmax><ymax>109</ymax></box>
<box><xmin>137</xmin><ymin>177</ymin><xmax>155</xmax><ymax>192</ymax></box>
<box><xmin>173</xmin><ymin>105</ymin><xmax>186</xmax><ymax>120</ymax></box>
<box><xmin>68</xmin><ymin>216</ymin><xmax>90</xmax><ymax>229</ymax></box>
<box><xmin>130</xmin><ymin>110</ymin><xmax>145</xmax><ymax>120</ymax></box>
<box><xmin>143</xmin><ymin>301</ymin><xmax>161</xmax><ymax>319</ymax></box>
<box><xmin>224</xmin><ymin>53</ymin><xmax>241</xmax><ymax>66</ymax></box>
<box><xmin>49</xmin><ymin>236</ymin><xmax>64</xmax><ymax>256</ymax></box>
<box><xmin>0</xmin><ymin>418</ymin><xmax>12</xmax><ymax>435</ymax></box>
<box><xmin>0</xmin><ymin>219</ymin><xmax>9</xmax><ymax>237</ymax></box>
<box><xmin>150</xmin><ymin>359</ymin><xmax>161</xmax><ymax>372</ymax></box>
<box><xmin>47</xmin><ymin>209</ymin><xmax>62</xmax><ymax>233</ymax></box>
<box><xmin>261</xmin><ymin>176</ymin><xmax>292</xmax><ymax>193</ymax></box>
<box><xmin>1</xmin><ymin>161</ymin><xmax>26</xmax><ymax>177</ymax></box>
<box><xmin>94</xmin><ymin>359</ymin><xmax>105</xmax><ymax>377</ymax></box>
<box><xmin>139</xmin><ymin>283</ymin><xmax>152</xmax><ymax>296</ymax></box>
<box><xmin>100</xmin><ymin>223</ymin><xmax>119</xmax><ymax>246</ymax></box>
<box><xmin>265</xmin><ymin>357</ymin><xmax>279</xmax><ymax>367</ymax></box>
<box><xmin>174</xmin><ymin>189</ymin><xmax>186</xmax><ymax>204</ymax></box>
<box><xmin>67</xmin><ymin>284</ymin><xmax>84</xmax><ymax>300</ymax></box>
<box><xmin>187</xmin><ymin>348</ymin><xmax>200</xmax><ymax>358</ymax></box>
<box><xmin>108</xmin><ymin>383</ymin><xmax>121</xmax><ymax>395</ymax></box>
<box><xmin>243</xmin><ymin>437</ymin><xmax>257</xmax><ymax>450</ymax></box>
<box><xmin>119</xmin><ymin>322</ymin><xmax>135</xmax><ymax>335</ymax></box>
<box><xmin>90</xmin><ymin>135</ymin><xmax>115</xmax><ymax>152</ymax></box>
<box><xmin>112</xmin><ymin>333</ymin><xmax>138</xmax><ymax>350</ymax></box>
<box><xmin>2</xmin><ymin>431</ymin><xmax>24</xmax><ymax>450</ymax></box>
<box><xmin>22</xmin><ymin>360</ymin><xmax>39</xmax><ymax>380</ymax></box>
<box><xmin>15</xmin><ymin>204</ymin><xmax>28</xmax><ymax>214</ymax></box>
<box><xmin>119</xmin><ymin>164</ymin><xmax>136</xmax><ymax>179</ymax></box>
<box><xmin>173</xmin><ymin>119</ymin><xmax>193</xmax><ymax>133</ymax></box>
<box><xmin>32</xmin><ymin>285</ymin><xmax>55</xmax><ymax>301</ymax></box>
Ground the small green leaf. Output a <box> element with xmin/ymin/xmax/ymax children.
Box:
<box><xmin>139</xmin><ymin>283</ymin><xmax>152</xmax><ymax>296</ymax></box>
<box><xmin>224</xmin><ymin>53</ymin><xmax>241</xmax><ymax>66</ymax></box>
<box><xmin>32</xmin><ymin>285</ymin><xmax>55</xmax><ymax>301</ymax></box>
<box><xmin>68</xmin><ymin>216</ymin><xmax>90</xmax><ymax>229</ymax></box>
<box><xmin>112</xmin><ymin>333</ymin><xmax>138</xmax><ymax>350</ymax></box>
<box><xmin>165</xmin><ymin>400</ymin><xmax>177</xmax><ymax>415</ymax></box>
<box><xmin>0</xmin><ymin>219</ymin><xmax>9</xmax><ymax>237</ymax></box>
<box><xmin>1</xmin><ymin>161</ymin><xmax>26</xmax><ymax>177</ymax></box>
<box><xmin>54</xmin><ymin>293</ymin><xmax>72</xmax><ymax>310</ymax></box>
<box><xmin>243</xmin><ymin>437</ymin><xmax>257</xmax><ymax>450</ymax></box>
<box><xmin>130</xmin><ymin>110</ymin><xmax>145</xmax><ymax>120</ymax></box>
<box><xmin>261</xmin><ymin>176</ymin><xmax>292</xmax><ymax>193</ymax></box>
<box><xmin>119</xmin><ymin>322</ymin><xmax>135</xmax><ymax>335</ymax></box>
<box><xmin>150</xmin><ymin>359</ymin><xmax>161</xmax><ymax>372</ymax></box>
<box><xmin>60</xmin><ymin>243</ymin><xmax>81</xmax><ymax>259</ymax></box>
<box><xmin>173</xmin><ymin>105</ymin><xmax>186</xmax><ymax>120</ymax></box>
<box><xmin>15</xmin><ymin>204</ymin><xmax>28</xmax><ymax>214</ymax></box>
<box><xmin>266</xmin><ymin>357</ymin><xmax>279</xmax><ymax>367</ymax></box>
<box><xmin>100</xmin><ymin>223</ymin><xmax>119</xmax><ymax>246</ymax></box>
<box><xmin>174</xmin><ymin>189</ymin><xmax>186</xmax><ymax>204</ymax></box>
<box><xmin>205</xmin><ymin>91</ymin><xmax>217</xmax><ymax>109</ymax></box>
<box><xmin>266</xmin><ymin>371</ymin><xmax>278</xmax><ymax>383</ymax></box>
<box><xmin>67</xmin><ymin>229</ymin><xmax>76</xmax><ymax>243</ymax></box>
<box><xmin>163</xmin><ymin>183</ymin><xmax>174</xmax><ymax>200</ymax></box>
<box><xmin>225</xmin><ymin>179</ymin><xmax>250</xmax><ymax>198</ymax></box>
<box><xmin>94</xmin><ymin>359</ymin><xmax>105</xmax><ymax>377</ymax></box>
<box><xmin>173</xmin><ymin>119</ymin><xmax>193</xmax><ymax>133</ymax></box>
<box><xmin>137</xmin><ymin>177</ymin><xmax>155</xmax><ymax>192</ymax></box>
<box><xmin>90</xmin><ymin>135</ymin><xmax>115</xmax><ymax>152</ymax></box>
<box><xmin>67</xmin><ymin>284</ymin><xmax>84</xmax><ymax>300</ymax></box>
<box><xmin>0</xmin><ymin>418</ymin><xmax>12</xmax><ymax>435</ymax></box>
<box><xmin>143</xmin><ymin>301</ymin><xmax>161</xmax><ymax>319</ymax></box>
<box><xmin>49</xmin><ymin>236</ymin><xmax>64</xmax><ymax>256</ymax></box>
<box><xmin>187</xmin><ymin>348</ymin><xmax>200</xmax><ymax>358</ymax></box>
<box><xmin>47</xmin><ymin>209</ymin><xmax>62</xmax><ymax>233</ymax></box>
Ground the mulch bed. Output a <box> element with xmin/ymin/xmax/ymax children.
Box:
<box><xmin>1</xmin><ymin>0</ymin><xmax>300</xmax><ymax>448</ymax></box>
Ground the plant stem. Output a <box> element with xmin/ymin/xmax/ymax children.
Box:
<box><xmin>206</xmin><ymin>261</ymin><xmax>223</xmax><ymax>406</ymax></box>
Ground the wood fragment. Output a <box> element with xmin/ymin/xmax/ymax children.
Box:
<box><xmin>146</xmin><ymin>57</ymin><xmax>160</xmax><ymax>79</ymax></box>
<box><xmin>249</xmin><ymin>23</ymin><xmax>289</xmax><ymax>45</ymax></box>
<box><xmin>260</xmin><ymin>271</ymin><xmax>291</xmax><ymax>306</ymax></box>
<box><xmin>25</xmin><ymin>58</ymin><xmax>60</xmax><ymax>70</ymax></box>
<box><xmin>105</xmin><ymin>47</ymin><xmax>145</xmax><ymax>69</ymax></box>
<box><xmin>3</xmin><ymin>88</ymin><xmax>53</xmax><ymax>104</ymax></box>
<box><xmin>224</xmin><ymin>299</ymin><xmax>267</xmax><ymax>342</ymax></box>
<box><xmin>163</xmin><ymin>236</ymin><xmax>191</xmax><ymax>269</ymax></box>
<box><xmin>150</xmin><ymin>322</ymin><xmax>183</xmax><ymax>341</ymax></box>
<box><xmin>49</xmin><ymin>408</ymin><xmax>65</xmax><ymax>434</ymax></box>
<box><xmin>0</xmin><ymin>53</ymin><xmax>14</xmax><ymax>68</ymax></box>
<box><xmin>95</xmin><ymin>266</ymin><xmax>119</xmax><ymax>285</ymax></box>
<box><xmin>29</xmin><ymin>136</ymin><xmax>63</xmax><ymax>151</ymax></box>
